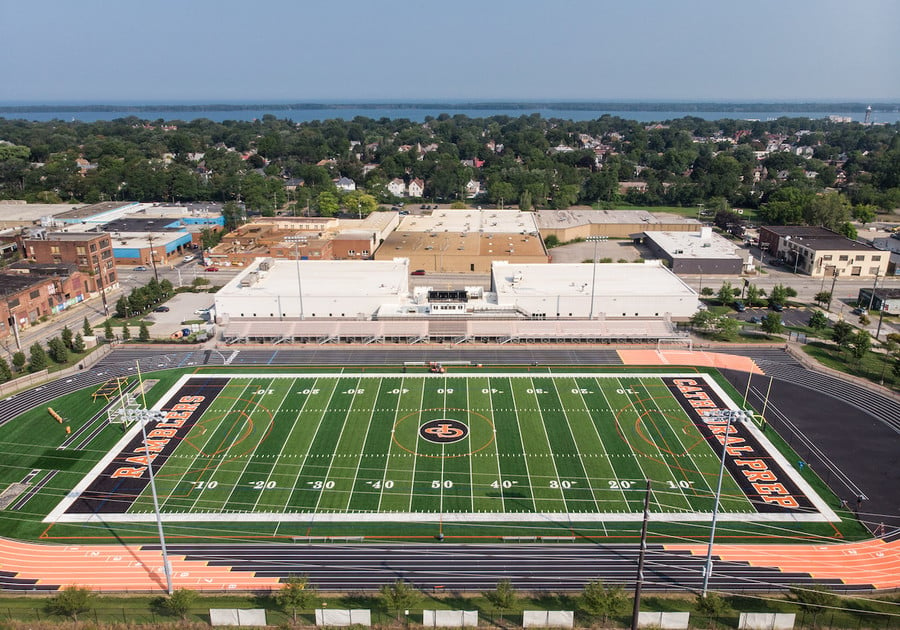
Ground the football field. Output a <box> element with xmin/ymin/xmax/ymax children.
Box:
<box><xmin>50</xmin><ymin>371</ymin><xmax>836</xmax><ymax>526</ymax></box>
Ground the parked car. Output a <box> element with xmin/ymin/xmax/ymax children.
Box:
<box><xmin>411</xmin><ymin>269</ymin><xmax>426</xmax><ymax>276</ymax></box>
<box><xmin>748</xmin><ymin>316</ymin><xmax>763</xmax><ymax>324</ymax></box>
<box><xmin>733</xmin><ymin>300</ymin><xmax>746</xmax><ymax>312</ymax></box>
<box><xmin>154</xmin><ymin>306</ymin><xmax>170</xmax><ymax>313</ymax></box>
<box><xmin>205</xmin><ymin>266</ymin><xmax>219</xmax><ymax>272</ymax></box>
<box><xmin>770</xmin><ymin>302</ymin><xmax>785</xmax><ymax>312</ymax></box>
<box><xmin>852</xmin><ymin>307</ymin><xmax>868</xmax><ymax>316</ymax></box>
<box><xmin>183</xmin><ymin>255</ymin><xmax>195</xmax><ymax>262</ymax></box>
<box><xmin>133</xmin><ymin>265</ymin><xmax>148</xmax><ymax>271</ymax></box>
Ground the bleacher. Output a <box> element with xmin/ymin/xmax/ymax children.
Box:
<box><xmin>222</xmin><ymin>316</ymin><xmax>679</xmax><ymax>345</ymax></box>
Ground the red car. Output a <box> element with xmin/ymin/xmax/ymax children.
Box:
<box><xmin>205</xmin><ymin>266</ymin><xmax>219</xmax><ymax>272</ymax></box>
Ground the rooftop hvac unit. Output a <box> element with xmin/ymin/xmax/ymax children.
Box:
<box><xmin>259</xmin><ymin>261</ymin><xmax>270</xmax><ymax>271</ymax></box>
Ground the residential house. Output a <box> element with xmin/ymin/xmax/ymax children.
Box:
<box><xmin>335</xmin><ymin>177</ymin><xmax>356</xmax><ymax>192</ymax></box>
<box><xmin>387</xmin><ymin>178</ymin><xmax>407</xmax><ymax>197</ymax></box>
<box><xmin>408</xmin><ymin>179</ymin><xmax>425</xmax><ymax>198</ymax></box>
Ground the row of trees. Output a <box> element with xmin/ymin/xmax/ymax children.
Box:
<box><xmin>1</xmin><ymin>113</ymin><xmax>896</xmax><ymax>216</ymax></box>
<box><xmin>0</xmin><ymin>319</ymin><xmax>93</xmax><ymax>383</ymax></box>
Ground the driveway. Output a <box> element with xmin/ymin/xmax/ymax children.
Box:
<box><xmin>142</xmin><ymin>292</ymin><xmax>215</xmax><ymax>338</ymax></box>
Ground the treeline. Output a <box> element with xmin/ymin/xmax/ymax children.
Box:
<box><xmin>0</xmin><ymin>113</ymin><xmax>897</xmax><ymax>222</ymax></box>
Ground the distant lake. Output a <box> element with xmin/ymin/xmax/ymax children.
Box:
<box><xmin>3</xmin><ymin>105</ymin><xmax>899</xmax><ymax>125</ymax></box>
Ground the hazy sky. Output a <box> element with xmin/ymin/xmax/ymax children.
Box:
<box><xmin>4</xmin><ymin>0</ymin><xmax>899</xmax><ymax>103</ymax></box>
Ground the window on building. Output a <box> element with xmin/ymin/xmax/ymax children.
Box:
<box><xmin>855</xmin><ymin>255</ymin><xmax>865</xmax><ymax>261</ymax></box>
<box><xmin>851</xmin><ymin>266</ymin><xmax>862</xmax><ymax>276</ymax></box>
<box><xmin>872</xmin><ymin>255</ymin><xmax>881</xmax><ymax>261</ymax></box>
<box><xmin>8</xmin><ymin>298</ymin><xmax>19</xmax><ymax>308</ymax></box>
<box><xmin>50</xmin><ymin>246</ymin><xmax>60</xmax><ymax>254</ymax></box>
<box><xmin>869</xmin><ymin>267</ymin><xmax>880</xmax><ymax>275</ymax></box>
<box><xmin>107</xmin><ymin>272</ymin><xmax>115</xmax><ymax>282</ymax></box>
<box><xmin>839</xmin><ymin>255</ymin><xmax>849</xmax><ymax>261</ymax></box>
<box><xmin>347</xmin><ymin>250</ymin><xmax>355</xmax><ymax>256</ymax></box>
<box><xmin>822</xmin><ymin>254</ymin><xmax>832</xmax><ymax>261</ymax></box>
<box><xmin>361</xmin><ymin>250</ymin><xmax>369</xmax><ymax>256</ymax></box>
<box><xmin>76</xmin><ymin>246</ymin><xmax>86</xmax><ymax>255</ymax></box>
<box><xmin>29</xmin><ymin>290</ymin><xmax>40</xmax><ymax>299</ymax></box>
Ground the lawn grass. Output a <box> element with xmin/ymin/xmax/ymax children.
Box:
<box><xmin>803</xmin><ymin>341</ymin><xmax>899</xmax><ymax>391</ymax></box>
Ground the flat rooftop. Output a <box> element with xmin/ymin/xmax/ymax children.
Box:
<box><xmin>644</xmin><ymin>230</ymin><xmax>743</xmax><ymax>259</ymax></box>
<box><xmin>535</xmin><ymin>209</ymin><xmax>701</xmax><ymax>229</ymax></box>
<box><xmin>397</xmin><ymin>209</ymin><xmax>539</xmax><ymax>234</ymax></box>
<box><xmin>220</xmin><ymin>258</ymin><xmax>410</xmax><ymax>298</ymax></box>
<box><xmin>492</xmin><ymin>261</ymin><xmax>696</xmax><ymax>298</ymax></box>
<box><xmin>55</xmin><ymin>202</ymin><xmax>138</xmax><ymax>221</ymax></box>
<box><xmin>0</xmin><ymin>204</ymin><xmax>85</xmax><ymax>224</ymax></box>
<box><xmin>762</xmin><ymin>226</ymin><xmax>875</xmax><ymax>251</ymax></box>
<box><xmin>0</xmin><ymin>273</ymin><xmax>53</xmax><ymax>297</ymax></box>
<box><xmin>32</xmin><ymin>231</ymin><xmax>109</xmax><ymax>242</ymax></box>
<box><xmin>380</xmin><ymin>231</ymin><xmax>546</xmax><ymax>259</ymax></box>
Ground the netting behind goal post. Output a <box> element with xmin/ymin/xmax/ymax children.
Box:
<box><xmin>657</xmin><ymin>336</ymin><xmax>693</xmax><ymax>352</ymax></box>
<box><xmin>107</xmin><ymin>398</ymin><xmax>165</xmax><ymax>427</ymax></box>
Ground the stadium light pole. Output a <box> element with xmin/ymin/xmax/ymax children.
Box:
<box><xmin>701</xmin><ymin>409</ymin><xmax>739</xmax><ymax>597</ymax></box>
<box><xmin>294</xmin><ymin>242</ymin><xmax>305</xmax><ymax>319</ymax></box>
<box><xmin>586</xmin><ymin>236</ymin><xmax>606</xmax><ymax>320</ymax></box>
<box><xmin>136</xmin><ymin>360</ymin><xmax>174</xmax><ymax>595</ymax></box>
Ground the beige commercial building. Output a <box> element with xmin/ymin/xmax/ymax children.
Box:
<box><xmin>759</xmin><ymin>226</ymin><xmax>890</xmax><ymax>278</ymax></box>
<box><xmin>535</xmin><ymin>209</ymin><xmax>701</xmax><ymax>242</ymax></box>
<box><xmin>375</xmin><ymin>210</ymin><xmax>549</xmax><ymax>272</ymax></box>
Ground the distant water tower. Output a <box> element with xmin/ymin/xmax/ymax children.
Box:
<box><xmin>864</xmin><ymin>105</ymin><xmax>872</xmax><ymax>124</ymax></box>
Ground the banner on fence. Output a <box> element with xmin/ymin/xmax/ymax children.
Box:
<box><xmin>315</xmin><ymin>608</ymin><xmax>372</xmax><ymax>627</ymax></box>
<box><xmin>210</xmin><ymin>609</ymin><xmax>266</xmax><ymax>627</ymax></box>
<box><xmin>739</xmin><ymin>613</ymin><xmax>796</xmax><ymax>630</ymax></box>
<box><xmin>523</xmin><ymin>610</ymin><xmax>574</xmax><ymax>628</ymax></box>
<box><xmin>637</xmin><ymin>612</ymin><xmax>690</xmax><ymax>629</ymax></box>
<box><xmin>422</xmin><ymin>610</ymin><xmax>479</xmax><ymax>627</ymax></box>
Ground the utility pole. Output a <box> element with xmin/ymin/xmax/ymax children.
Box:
<box><xmin>827</xmin><ymin>269</ymin><xmax>838</xmax><ymax>311</ymax></box>
<box><xmin>867</xmin><ymin>271</ymin><xmax>880</xmax><ymax>311</ymax></box>
<box><xmin>631</xmin><ymin>480</ymin><xmax>651</xmax><ymax>630</ymax></box>
<box><xmin>146</xmin><ymin>234</ymin><xmax>160</xmax><ymax>284</ymax></box>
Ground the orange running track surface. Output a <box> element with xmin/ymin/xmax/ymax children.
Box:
<box><xmin>617</xmin><ymin>349</ymin><xmax>764</xmax><ymax>374</ymax></box>
<box><xmin>0</xmin><ymin>537</ymin><xmax>281</xmax><ymax>592</ymax></box>
<box><xmin>665</xmin><ymin>538</ymin><xmax>900</xmax><ymax>589</ymax></box>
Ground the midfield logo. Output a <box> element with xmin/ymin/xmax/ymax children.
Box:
<box><xmin>420</xmin><ymin>419</ymin><xmax>469</xmax><ymax>444</ymax></box>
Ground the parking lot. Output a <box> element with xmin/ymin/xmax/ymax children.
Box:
<box><xmin>141</xmin><ymin>292</ymin><xmax>215</xmax><ymax>339</ymax></box>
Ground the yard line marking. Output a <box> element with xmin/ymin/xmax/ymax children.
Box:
<box><xmin>312</xmin><ymin>378</ymin><xmax>362</xmax><ymax>514</ymax></box>
<box><xmin>281</xmin><ymin>377</ymin><xmax>341</xmax><ymax>511</ymax></box>
<box><xmin>566</xmin><ymin>377</ymin><xmax>626</xmax><ymax>515</ymax></box>
<box><xmin>405</xmin><ymin>378</ymin><xmax>427</xmax><ymax>512</ymax></box>
<box><xmin>485</xmin><ymin>377</ymin><xmax>506</xmax><ymax>513</ymax></box>
<box><xmin>594</xmin><ymin>377</ymin><xmax>655</xmax><ymax>513</ymax></box>
<box><xmin>255</xmin><ymin>377</ymin><xmax>319</xmax><ymax>516</ymax></box>
<box><xmin>548</xmin><ymin>376</ymin><xmax>601</xmax><ymax>513</ymax></box>
<box><xmin>343</xmin><ymin>377</ymin><xmax>381</xmax><ymax>513</ymax></box>
<box><xmin>219</xmin><ymin>377</ymin><xmax>291</xmax><ymax>513</ymax></box>
<box><xmin>518</xmin><ymin>376</ymin><xmax>567</xmax><ymax>509</ymax></box>
<box><xmin>375</xmin><ymin>376</ymin><xmax>409</xmax><ymax>511</ymax></box>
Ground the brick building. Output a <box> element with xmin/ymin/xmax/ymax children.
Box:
<box><xmin>19</xmin><ymin>232</ymin><xmax>117</xmax><ymax>297</ymax></box>
<box><xmin>0</xmin><ymin>264</ymin><xmax>87</xmax><ymax>343</ymax></box>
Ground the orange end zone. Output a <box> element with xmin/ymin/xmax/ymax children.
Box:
<box><xmin>618</xmin><ymin>349</ymin><xmax>764</xmax><ymax>374</ymax></box>
<box><xmin>664</xmin><ymin>538</ymin><xmax>900</xmax><ymax>589</ymax></box>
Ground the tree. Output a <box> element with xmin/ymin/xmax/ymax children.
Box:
<box><xmin>47</xmin><ymin>585</ymin><xmax>94</xmax><ymax>621</ymax></box>
<box><xmin>808</xmin><ymin>310</ymin><xmax>829</xmax><ymax>331</ymax></box>
<box><xmin>379</xmin><ymin>579</ymin><xmax>421</xmax><ymax>619</ymax></box>
<box><xmin>850</xmin><ymin>330</ymin><xmax>871</xmax><ymax>364</ymax></box>
<box><xmin>139</xmin><ymin>321</ymin><xmax>150</xmax><ymax>342</ymax></box>
<box><xmin>61</xmin><ymin>325</ymin><xmax>73</xmax><ymax>350</ymax></box>
<box><xmin>700</xmin><ymin>286</ymin><xmax>715</xmax><ymax>297</ymax></box>
<box><xmin>316</xmin><ymin>191</ymin><xmax>340</xmax><ymax>217</ymax></box>
<box><xmin>484</xmin><ymin>579</ymin><xmax>517</xmax><ymax>610</ymax></box>
<box><xmin>761</xmin><ymin>312</ymin><xmax>783</xmax><ymax>336</ymax></box>
<box><xmin>103</xmin><ymin>320</ymin><xmax>114</xmax><ymax>341</ymax></box>
<box><xmin>745</xmin><ymin>283</ymin><xmax>766</xmax><ymax>307</ymax></box>
<box><xmin>121</xmin><ymin>322</ymin><xmax>131</xmax><ymax>341</ymax></box>
<box><xmin>543</xmin><ymin>234</ymin><xmax>560</xmax><ymax>249</ymax></box>
<box><xmin>276</xmin><ymin>575</ymin><xmax>318</xmax><ymax>624</ymax></box>
<box><xmin>115</xmin><ymin>295</ymin><xmax>130</xmax><ymax>319</ymax></box>
<box><xmin>717</xmin><ymin>281</ymin><xmax>735</xmax><ymax>305</ymax></box>
<box><xmin>82</xmin><ymin>316</ymin><xmax>92</xmax><ymax>336</ymax></box>
<box><xmin>162</xmin><ymin>588</ymin><xmax>198</xmax><ymax>620</ymax></box>
<box><xmin>48</xmin><ymin>337</ymin><xmax>68</xmax><ymax>364</ymax></box>
<box><xmin>814</xmin><ymin>291</ymin><xmax>832</xmax><ymax>308</ymax></box>
<box><xmin>0</xmin><ymin>357</ymin><xmax>11</xmax><ymax>383</ymax></box>
<box><xmin>11</xmin><ymin>351</ymin><xmax>25</xmax><ymax>373</ymax></box>
<box><xmin>769</xmin><ymin>283</ymin><xmax>791</xmax><ymax>307</ymax></box>
<box><xmin>831</xmin><ymin>320</ymin><xmax>854</xmax><ymax>351</ymax></box>
<box><xmin>72</xmin><ymin>332</ymin><xmax>86</xmax><ymax>354</ymax></box>
<box><xmin>579</xmin><ymin>580</ymin><xmax>627</xmax><ymax>624</ymax></box>
<box><xmin>28</xmin><ymin>342</ymin><xmax>48</xmax><ymax>372</ymax></box>
<box><xmin>695</xmin><ymin>592</ymin><xmax>729</xmax><ymax>620</ymax></box>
